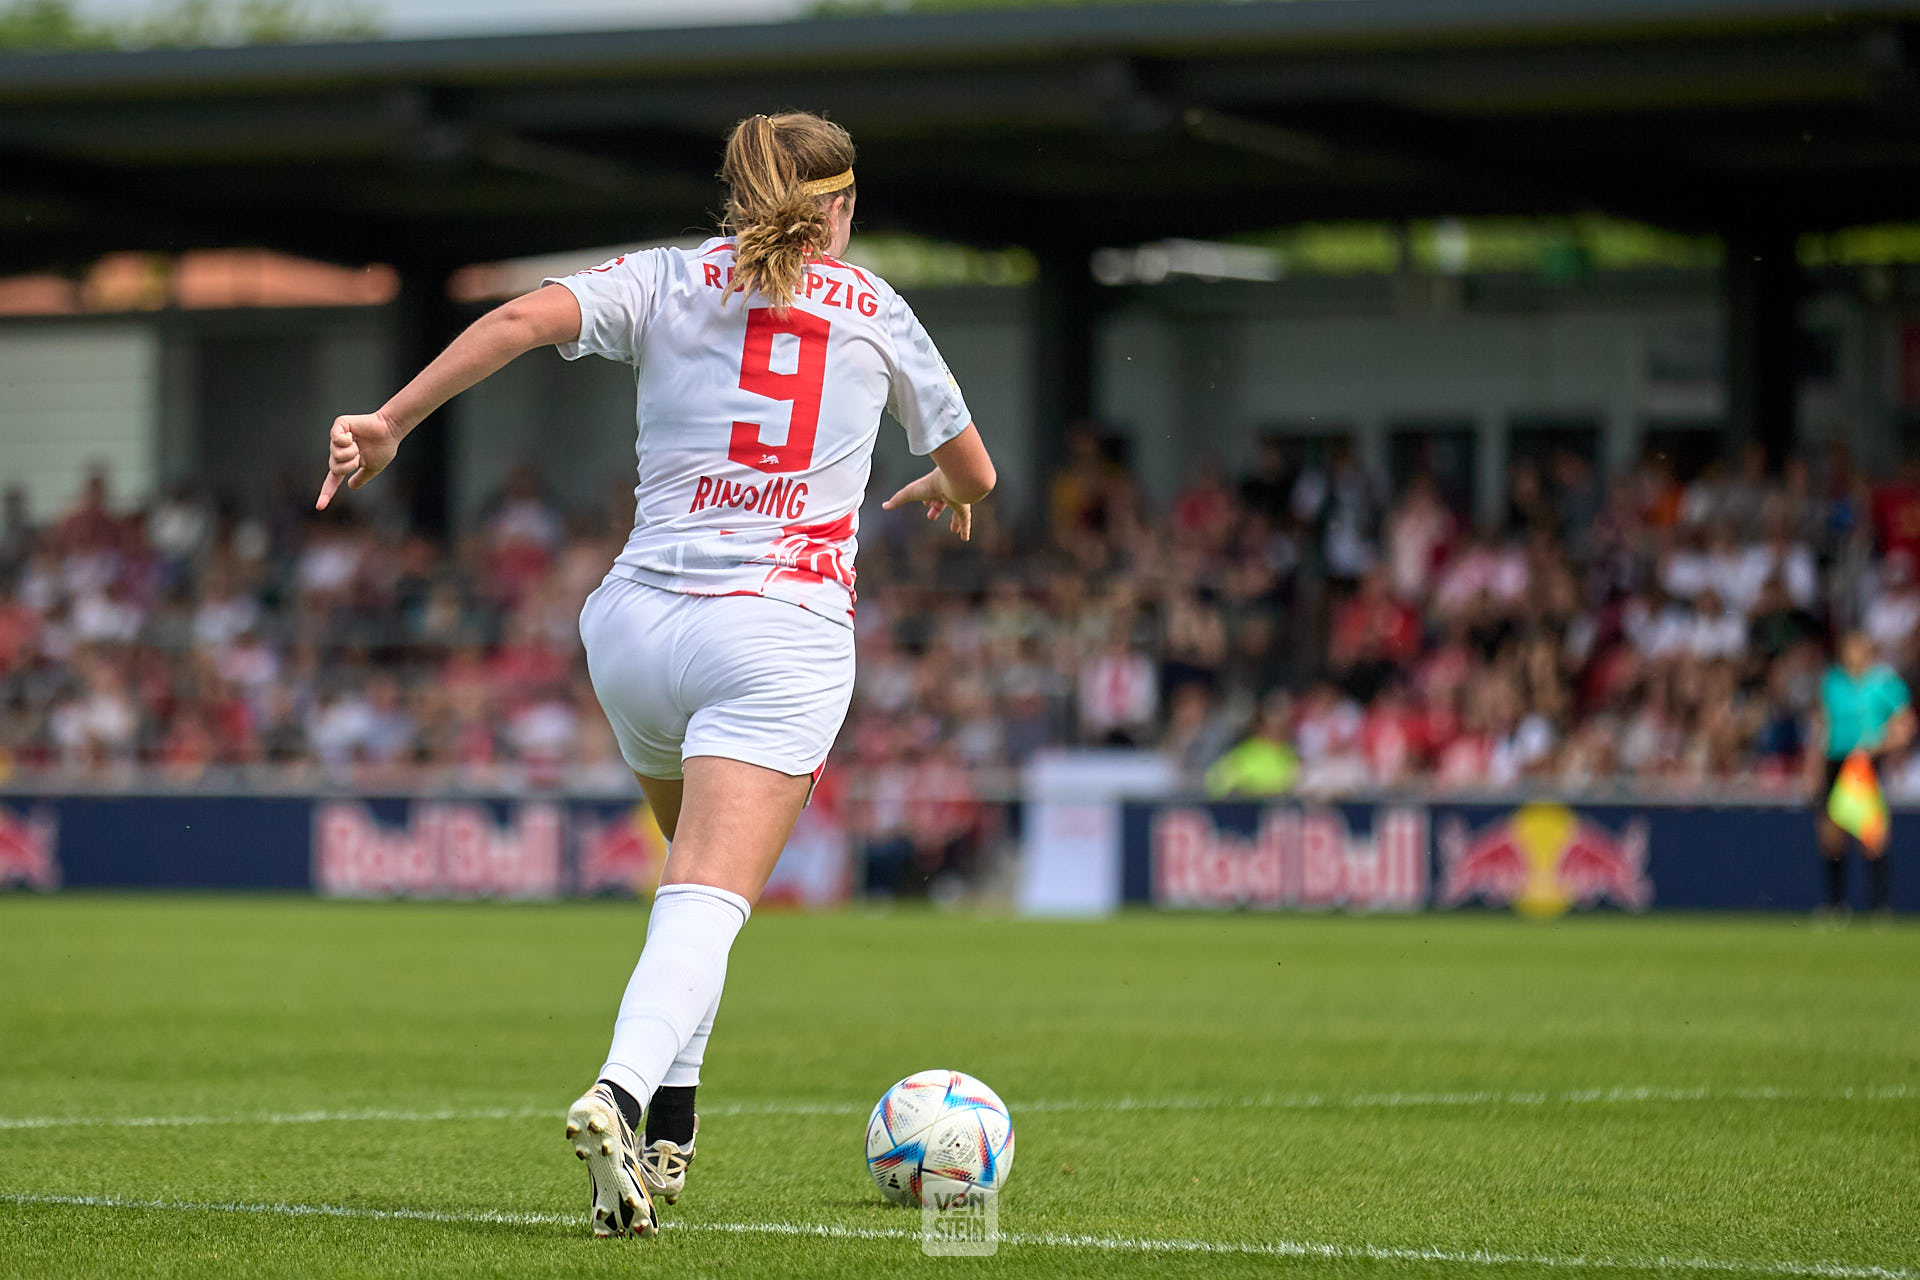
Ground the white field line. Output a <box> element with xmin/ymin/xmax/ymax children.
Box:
<box><xmin>0</xmin><ymin>1105</ymin><xmax>557</xmax><ymax>1131</ymax></box>
<box><xmin>0</xmin><ymin>1085</ymin><xmax>1909</xmax><ymax>1131</ymax></box>
<box><xmin>0</xmin><ymin>1191</ymin><xmax>1911</xmax><ymax>1280</ymax></box>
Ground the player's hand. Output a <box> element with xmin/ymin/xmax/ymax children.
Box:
<box><xmin>882</xmin><ymin>468</ymin><xmax>971</xmax><ymax>542</ymax></box>
<box><xmin>316</xmin><ymin>412</ymin><xmax>401</xmax><ymax>510</ymax></box>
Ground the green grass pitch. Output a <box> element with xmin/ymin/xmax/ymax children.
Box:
<box><xmin>1</xmin><ymin>897</ymin><xmax>1916</xmax><ymax>1279</ymax></box>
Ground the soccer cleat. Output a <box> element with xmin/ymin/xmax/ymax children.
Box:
<box><xmin>639</xmin><ymin>1115</ymin><xmax>697</xmax><ymax>1206</ymax></box>
<box><xmin>565</xmin><ymin>1083</ymin><xmax>658</xmax><ymax>1238</ymax></box>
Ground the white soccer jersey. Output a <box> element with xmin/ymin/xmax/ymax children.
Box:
<box><xmin>546</xmin><ymin>238</ymin><xmax>971</xmax><ymax>626</ymax></box>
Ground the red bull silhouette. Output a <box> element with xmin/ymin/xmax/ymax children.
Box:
<box><xmin>1439</xmin><ymin>803</ymin><xmax>1651</xmax><ymax>918</ymax></box>
<box><xmin>0</xmin><ymin>806</ymin><xmax>60</xmax><ymax>891</ymax></box>
<box><xmin>575</xmin><ymin>805</ymin><xmax>668</xmax><ymax>897</ymax></box>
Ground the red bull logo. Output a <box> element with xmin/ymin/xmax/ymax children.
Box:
<box><xmin>1154</xmin><ymin>806</ymin><xmax>1428</xmax><ymax>911</ymax></box>
<box><xmin>0</xmin><ymin>806</ymin><xmax>59</xmax><ymax>891</ymax></box>
<box><xmin>575</xmin><ymin>805</ymin><xmax>667</xmax><ymax>897</ymax></box>
<box><xmin>313</xmin><ymin>801</ymin><xmax>564</xmax><ymax>899</ymax></box>
<box><xmin>1439</xmin><ymin>803</ymin><xmax>1651</xmax><ymax>918</ymax></box>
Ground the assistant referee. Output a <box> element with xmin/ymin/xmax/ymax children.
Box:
<box><xmin>1810</xmin><ymin>630</ymin><xmax>1914</xmax><ymax>920</ymax></box>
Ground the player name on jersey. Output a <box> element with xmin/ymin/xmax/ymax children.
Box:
<box><xmin>548</xmin><ymin>238</ymin><xmax>971</xmax><ymax>627</ymax></box>
<box><xmin>689</xmin><ymin>474</ymin><xmax>808</xmax><ymax>518</ymax></box>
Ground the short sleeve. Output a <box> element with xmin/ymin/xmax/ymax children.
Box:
<box><xmin>1883</xmin><ymin>669</ymin><xmax>1912</xmax><ymax>713</ymax></box>
<box><xmin>543</xmin><ymin>250</ymin><xmax>661</xmax><ymax>365</ymax></box>
<box><xmin>882</xmin><ymin>293</ymin><xmax>972</xmax><ymax>456</ymax></box>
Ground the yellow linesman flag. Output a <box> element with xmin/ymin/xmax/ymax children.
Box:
<box><xmin>1827</xmin><ymin>749</ymin><xmax>1889</xmax><ymax>854</ymax></box>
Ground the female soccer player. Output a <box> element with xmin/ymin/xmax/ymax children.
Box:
<box><xmin>316</xmin><ymin>112</ymin><xmax>995</xmax><ymax>1237</ymax></box>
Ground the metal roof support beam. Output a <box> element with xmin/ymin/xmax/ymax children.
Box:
<box><xmin>1723</xmin><ymin>229</ymin><xmax>1801</xmax><ymax>470</ymax></box>
<box><xmin>389</xmin><ymin>260</ymin><xmax>464</xmax><ymax>538</ymax></box>
<box><xmin>1030</xmin><ymin>244</ymin><xmax>1100</xmax><ymax>507</ymax></box>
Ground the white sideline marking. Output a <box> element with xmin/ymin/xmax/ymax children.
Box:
<box><xmin>0</xmin><ymin>1106</ymin><xmax>556</xmax><ymax>1131</ymax></box>
<box><xmin>1017</xmin><ymin>1085</ymin><xmax>1915</xmax><ymax>1114</ymax></box>
<box><xmin>0</xmin><ymin>1085</ymin><xmax>1908</xmax><ymax>1131</ymax></box>
<box><xmin>0</xmin><ymin>1192</ymin><xmax>1911</xmax><ymax>1279</ymax></box>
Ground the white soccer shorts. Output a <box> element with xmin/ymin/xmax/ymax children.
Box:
<box><xmin>579</xmin><ymin>575</ymin><xmax>855</xmax><ymax>781</ymax></box>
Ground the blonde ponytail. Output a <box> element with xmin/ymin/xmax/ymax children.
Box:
<box><xmin>720</xmin><ymin>112</ymin><xmax>857</xmax><ymax>314</ymax></box>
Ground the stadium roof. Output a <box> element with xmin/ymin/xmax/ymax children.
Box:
<box><xmin>3</xmin><ymin>0</ymin><xmax>1920</xmax><ymax>274</ymax></box>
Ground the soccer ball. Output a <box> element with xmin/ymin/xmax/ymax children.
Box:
<box><xmin>864</xmin><ymin>1069</ymin><xmax>1015</xmax><ymax>1207</ymax></box>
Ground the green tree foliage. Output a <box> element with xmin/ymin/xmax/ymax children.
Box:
<box><xmin>815</xmin><ymin>0</ymin><xmax>1218</xmax><ymax>12</ymax></box>
<box><xmin>0</xmin><ymin>0</ymin><xmax>378</xmax><ymax>51</ymax></box>
<box><xmin>0</xmin><ymin>0</ymin><xmax>111</xmax><ymax>49</ymax></box>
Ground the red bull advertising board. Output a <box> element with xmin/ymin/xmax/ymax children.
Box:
<box><xmin>3</xmin><ymin>793</ymin><xmax>1918</xmax><ymax>913</ymax></box>
<box><xmin>1118</xmin><ymin>799</ymin><xmax>1918</xmax><ymax>915</ymax></box>
<box><xmin>0</xmin><ymin>794</ymin><xmax>845</xmax><ymax>904</ymax></box>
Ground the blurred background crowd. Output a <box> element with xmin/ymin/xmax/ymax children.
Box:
<box><xmin>5</xmin><ymin>433</ymin><xmax>1920</xmax><ymax>820</ymax></box>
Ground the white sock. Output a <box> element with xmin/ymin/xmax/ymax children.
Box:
<box><xmin>654</xmin><ymin>841</ymin><xmax>720</xmax><ymax>1091</ymax></box>
<box><xmin>598</xmin><ymin>882</ymin><xmax>749</xmax><ymax>1107</ymax></box>
<box><xmin>660</xmin><ymin>988</ymin><xmax>722</xmax><ymax>1089</ymax></box>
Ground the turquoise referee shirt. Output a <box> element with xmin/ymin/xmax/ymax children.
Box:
<box><xmin>1820</xmin><ymin>663</ymin><xmax>1911</xmax><ymax>758</ymax></box>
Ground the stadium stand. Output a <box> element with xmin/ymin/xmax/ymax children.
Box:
<box><xmin>5</xmin><ymin>437</ymin><xmax>1917</xmax><ymax>814</ymax></box>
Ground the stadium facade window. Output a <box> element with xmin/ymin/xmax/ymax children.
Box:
<box><xmin>1640</xmin><ymin>423</ymin><xmax>1730</xmax><ymax>485</ymax></box>
<box><xmin>0</xmin><ymin>324</ymin><xmax>159</xmax><ymax>521</ymax></box>
<box><xmin>1508</xmin><ymin>417</ymin><xmax>1602</xmax><ymax>472</ymax></box>
<box><xmin>1388</xmin><ymin>419</ymin><xmax>1478</xmax><ymax>517</ymax></box>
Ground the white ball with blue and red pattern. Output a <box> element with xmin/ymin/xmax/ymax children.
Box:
<box><xmin>863</xmin><ymin>1069</ymin><xmax>1015</xmax><ymax>1207</ymax></box>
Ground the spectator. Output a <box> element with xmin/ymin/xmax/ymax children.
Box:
<box><xmin>310</xmin><ymin>674</ymin><xmax>414</xmax><ymax>775</ymax></box>
<box><xmin>1386</xmin><ymin>473</ymin><xmax>1453</xmax><ymax>603</ymax></box>
<box><xmin>1549</xmin><ymin>448</ymin><xmax>1601</xmax><ymax>553</ymax></box>
<box><xmin>1329</xmin><ymin>567</ymin><xmax>1421</xmax><ymax>702</ymax></box>
<box><xmin>507</xmin><ymin>682</ymin><xmax>580</xmax><ymax>788</ymax></box>
<box><xmin>1164</xmin><ymin>682</ymin><xmax>1226</xmax><ymax>777</ymax></box>
<box><xmin>1161</xmin><ymin>592</ymin><xmax>1228</xmax><ymax>696</ymax></box>
<box><xmin>1360</xmin><ymin>681</ymin><xmax>1420</xmax><ymax>785</ymax></box>
<box><xmin>486</xmin><ymin>464</ymin><xmax>565</xmax><ymax>605</ymax></box>
<box><xmin>192</xmin><ymin>561</ymin><xmax>260</xmax><ymax>652</ymax></box>
<box><xmin>1434</xmin><ymin>532</ymin><xmax>1527</xmax><ymax>620</ymax></box>
<box><xmin>1049</xmin><ymin>424</ymin><xmax>1126</xmax><ymax>542</ymax></box>
<box><xmin>50</xmin><ymin>656</ymin><xmax>139</xmax><ymax>773</ymax></box>
<box><xmin>1863</xmin><ymin>552</ymin><xmax>1920</xmax><ymax>669</ymax></box>
<box><xmin>1293</xmin><ymin>681</ymin><xmax>1366</xmax><ymax>790</ymax></box>
<box><xmin>1871</xmin><ymin>455</ymin><xmax>1920</xmax><ymax>565</ymax></box>
<box><xmin>1078</xmin><ymin>625</ymin><xmax>1158</xmax><ymax>746</ymax></box>
<box><xmin>1293</xmin><ymin>441</ymin><xmax>1381</xmax><ymax>584</ymax></box>
<box><xmin>1505</xmin><ymin>457</ymin><xmax>1556</xmax><ymax>538</ymax></box>
<box><xmin>55</xmin><ymin>465</ymin><xmax>125</xmax><ymax>555</ymax></box>
<box><xmin>1204</xmin><ymin>690</ymin><xmax>1300</xmax><ymax>798</ymax></box>
<box><xmin>147</xmin><ymin>483</ymin><xmax>212</xmax><ymax>579</ymax></box>
<box><xmin>1238</xmin><ymin>436</ymin><xmax>1295</xmax><ymax>523</ymax></box>
<box><xmin>1169</xmin><ymin>461</ymin><xmax>1237</xmax><ymax>552</ymax></box>
<box><xmin>70</xmin><ymin>580</ymin><xmax>142</xmax><ymax>646</ymax></box>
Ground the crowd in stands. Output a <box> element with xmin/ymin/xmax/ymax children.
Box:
<box><xmin>6</xmin><ymin>430</ymin><xmax>1920</xmax><ymax>838</ymax></box>
<box><xmin>853</xmin><ymin>427</ymin><xmax>1920</xmax><ymax>810</ymax></box>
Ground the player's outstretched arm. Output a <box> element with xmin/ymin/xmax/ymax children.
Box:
<box><xmin>316</xmin><ymin>285</ymin><xmax>584</xmax><ymax>509</ymax></box>
<box><xmin>881</xmin><ymin>425</ymin><xmax>995</xmax><ymax>542</ymax></box>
